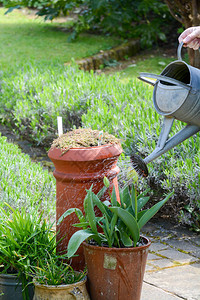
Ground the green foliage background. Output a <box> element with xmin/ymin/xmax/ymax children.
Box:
<box><xmin>0</xmin><ymin>4</ymin><xmax>199</xmax><ymax>230</ymax></box>
<box><xmin>2</xmin><ymin>0</ymin><xmax>175</xmax><ymax>47</ymax></box>
<box><xmin>0</xmin><ymin>63</ymin><xmax>200</xmax><ymax>230</ymax></box>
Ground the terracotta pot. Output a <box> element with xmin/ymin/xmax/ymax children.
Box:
<box><xmin>83</xmin><ymin>237</ymin><xmax>151</xmax><ymax>300</ymax></box>
<box><xmin>33</xmin><ymin>275</ymin><xmax>90</xmax><ymax>300</ymax></box>
<box><xmin>48</xmin><ymin>143</ymin><xmax>122</xmax><ymax>270</ymax></box>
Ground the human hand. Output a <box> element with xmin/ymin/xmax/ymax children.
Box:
<box><xmin>178</xmin><ymin>26</ymin><xmax>200</xmax><ymax>50</ymax></box>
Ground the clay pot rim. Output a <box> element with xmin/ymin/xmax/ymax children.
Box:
<box><xmin>33</xmin><ymin>274</ymin><xmax>87</xmax><ymax>289</ymax></box>
<box><xmin>83</xmin><ymin>236</ymin><xmax>151</xmax><ymax>252</ymax></box>
<box><xmin>50</xmin><ymin>143</ymin><xmax>122</xmax><ymax>151</ymax></box>
<box><xmin>48</xmin><ymin>143</ymin><xmax>123</xmax><ymax>161</ymax></box>
<box><xmin>0</xmin><ymin>272</ymin><xmax>21</xmax><ymax>284</ymax></box>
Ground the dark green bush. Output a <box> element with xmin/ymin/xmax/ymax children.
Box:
<box><xmin>3</xmin><ymin>0</ymin><xmax>174</xmax><ymax>47</ymax></box>
<box><xmin>71</xmin><ymin>0</ymin><xmax>172</xmax><ymax>47</ymax></box>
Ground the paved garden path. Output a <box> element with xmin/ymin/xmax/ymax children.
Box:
<box><xmin>141</xmin><ymin>220</ymin><xmax>200</xmax><ymax>300</ymax></box>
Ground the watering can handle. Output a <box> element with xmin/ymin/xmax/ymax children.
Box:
<box><xmin>138</xmin><ymin>72</ymin><xmax>192</xmax><ymax>91</ymax></box>
<box><xmin>177</xmin><ymin>41</ymin><xmax>183</xmax><ymax>60</ymax></box>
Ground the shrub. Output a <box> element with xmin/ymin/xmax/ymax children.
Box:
<box><xmin>0</xmin><ymin>134</ymin><xmax>56</xmax><ymax>215</ymax></box>
<box><xmin>0</xmin><ymin>63</ymin><xmax>91</xmax><ymax>146</ymax></box>
<box><xmin>2</xmin><ymin>0</ymin><xmax>174</xmax><ymax>47</ymax></box>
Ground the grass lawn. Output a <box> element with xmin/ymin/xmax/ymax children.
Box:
<box><xmin>104</xmin><ymin>51</ymin><xmax>177</xmax><ymax>83</ymax></box>
<box><xmin>0</xmin><ymin>7</ymin><xmax>121</xmax><ymax>70</ymax></box>
<box><xmin>119</xmin><ymin>56</ymin><xmax>175</xmax><ymax>82</ymax></box>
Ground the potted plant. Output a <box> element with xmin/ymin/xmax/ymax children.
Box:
<box><xmin>0</xmin><ymin>203</ymin><xmax>56</xmax><ymax>300</ymax></box>
<box><xmin>48</xmin><ymin>128</ymin><xmax>122</xmax><ymax>270</ymax></box>
<box><xmin>32</xmin><ymin>254</ymin><xmax>89</xmax><ymax>300</ymax></box>
<box><xmin>58</xmin><ymin>175</ymin><xmax>173</xmax><ymax>300</ymax></box>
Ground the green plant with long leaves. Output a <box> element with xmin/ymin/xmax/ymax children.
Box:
<box><xmin>58</xmin><ymin>177</ymin><xmax>173</xmax><ymax>258</ymax></box>
<box><xmin>0</xmin><ymin>203</ymin><xmax>57</xmax><ymax>300</ymax></box>
<box><xmin>33</xmin><ymin>253</ymin><xmax>86</xmax><ymax>286</ymax></box>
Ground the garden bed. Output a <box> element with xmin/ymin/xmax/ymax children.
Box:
<box><xmin>0</xmin><ymin>62</ymin><xmax>199</xmax><ymax>230</ymax></box>
<box><xmin>0</xmin><ymin>134</ymin><xmax>56</xmax><ymax>215</ymax></box>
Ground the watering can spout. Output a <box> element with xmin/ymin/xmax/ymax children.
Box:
<box><xmin>144</xmin><ymin>118</ymin><xmax>200</xmax><ymax>164</ymax></box>
<box><xmin>131</xmin><ymin>119</ymin><xmax>200</xmax><ymax>177</ymax></box>
<box><xmin>144</xmin><ymin>124</ymin><xmax>200</xmax><ymax>164</ymax></box>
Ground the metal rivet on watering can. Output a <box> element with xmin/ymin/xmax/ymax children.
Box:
<box><xmin>132</xmin><ymin>42</ymin><xmax>200</xmax><ymax>177</ymax></box>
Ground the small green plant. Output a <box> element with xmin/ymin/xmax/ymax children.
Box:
<box><xmin>33</xmin><ymin>254</ymin><xmax>86</xmax><ymax>286</ymax></box>
<box><xmin>58</xmin><ymin>176</ymin><xmax>173</xmax><ymax>258</ymax></box>
<box><xmin>0</xmin><ymin>203</ymin><xmax>56</xmax><ymax>300</ymax></box>
<box><xmin>103</xmin><ymin>59</ymin><xmax>120</xmax><ymax>68</ymax></box>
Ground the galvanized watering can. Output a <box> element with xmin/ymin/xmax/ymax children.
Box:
<box><xmin>132</xmin><ymin>42</ymin><xmax>200</xmax><ymax>177</ymax></box>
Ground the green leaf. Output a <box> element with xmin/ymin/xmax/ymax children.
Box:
<box><xmin>4</xmin><ymin>5</ymin><xmax>21</xmax><ymax>15</ymax></box>
<box><xmin>109</xmin><ymin>207</ymin><xmax>140</xmax><ymax>246</ymax></box>
<box><xmin>111</xmin><ymin>186</ymin><xmax>118</xmax><ymax>206</ymax></box>
<box><xmin>138</xmin><ymin>192</ymin><xmax>174</xmax><ymax>230</ymax></box>
<box><xmin>137</xmin><ymin>188</ymin><xmax>150</xmax><ymax>200</ymax></box>
<box><xmin>67</xmin><ymin>229</ymin><xmax>99</xmax><ymax>258</ymax></box>
<box><xmin>137</xmin><ymin>196</ymin><xmax>150</xmax><ymax>212</ymax></box>
<box><xmin>97</xmin><ymin>186</ymin><xmax>107</xmax><ymax>199</ymax></box>
<box><xmin>109</xmin><ymin>213</ymin><xmax>118</xmax><ymax>243</ymax></box>
<box><xmin>92</xmin><ymin>192</ymin><xmax>111</xmax><ymax>221</ymax></box>
<box><xmin>137</xmin><ymin>210</ymin><xmax>148</xmax><ymax>220</ymax></box>
<box><xmin>130</xmin><ymin>184</ymin><xmax>137</xmax><ymax>217</ymax></box>
<box><xmin>118</xmin><ymin>228</ymin><xmax>133</xmax><ymax>247</ymax></box>
<box><xmin>100</xmin><ymin>218</ymin><xmax>111</xmax><ymax>246</ymax></box>
<box><xmin>121</xmin><ymin>186</ymin><xmax>131</xmax><ymax>208</ymax></box>
<box><xmin>87</xmin><ymin>188</ymin><xmax>98</xmax><ymax>234</ymax></box>
<box><xmin>119</xmin><ymin>188</ymin><xmax>124</xmax><ymax>207</ymax></box>
<box><xmin>57</xmin><ymin>208</ymin><xmax>84</xmax><ymax>226</ymax></box>
<box><xmin>72</xmin><ymin>222</ymin><xmax>89</xmax><ymax>228</ymax></box>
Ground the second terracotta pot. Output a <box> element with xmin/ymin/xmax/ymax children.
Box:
<box><xmin>83</xmin><ymin>237</ymin><xmax>151</xmax><ymax>300</ymax></box>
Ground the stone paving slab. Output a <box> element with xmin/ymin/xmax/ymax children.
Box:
<box><xmin>141</xmin><ymin>282</ymin><xmax>184</xmax><ymax>300</ymax></box>
<box><xmin>157</xmin><ymin>248</ymin><xmax>198</xmax><ymax>263</ymax></box>
<box><xmin>144</xmin><ymin>263</ymin><xmax>200</xmax><ymax>300</ymax></box>
<box><xmin>165</xmin><ymin>239</ymin><xmax>200</xmax><ymax>259</ymax></box>
<box><xmin>142</xmin><ymin>220</ymin><xmax>200</xmax><ymax>300</ymax></box>
<box><xmin>147</xmin><ymin>258</ymin><xmax>175</xmax><ymax>269</ymax></box>
<box><xmin>148</xmin><ymin>241</ymin><xmax>170</xmax><ymax>252</ymax></box>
